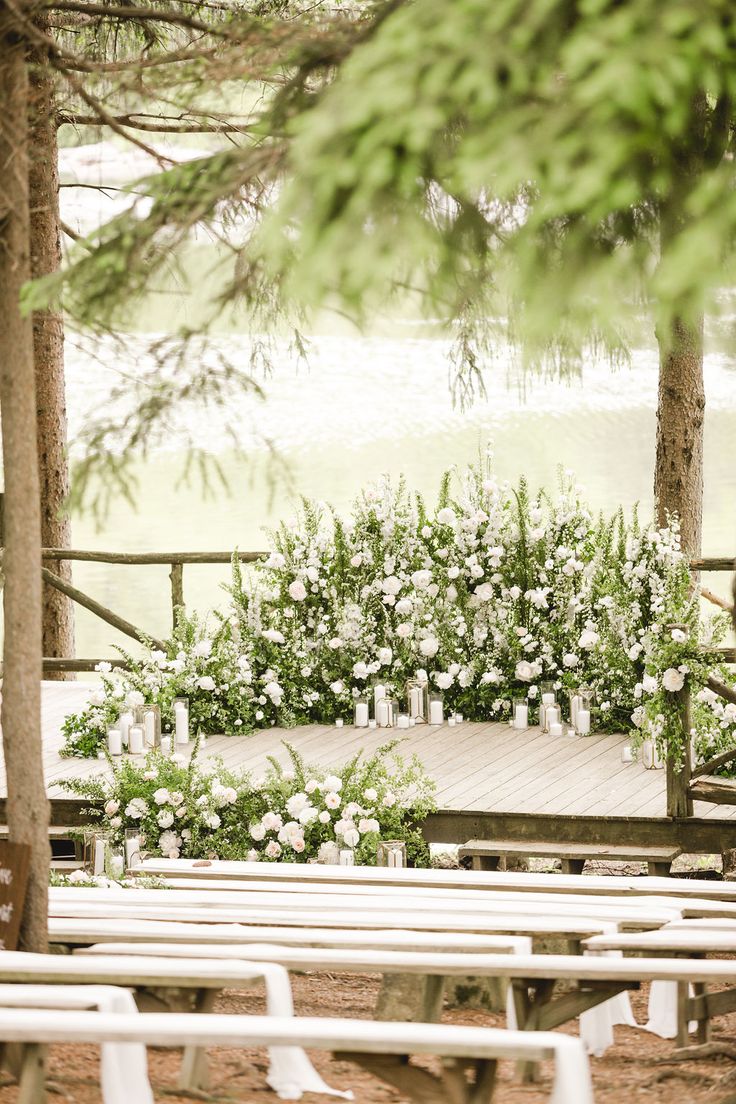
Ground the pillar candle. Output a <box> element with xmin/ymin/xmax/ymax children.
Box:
<box><xmin>128</xmin><ymin>725</ymin><xmax>144</xmax><ymax>754</ymax></box>
<box><xmin>541</xmin><ymin>692</ymin><xmax>555</xmax><ymax>706</ymax></box>
<box><xmin>570</xmin><ymin>695</ymin><xmax>581</xmax><ymax>727</ymax></box>
<box><xmin>513</xmin><ymin>704</ymin><xmax>529</xmax><ymax>729</ymax></box>
<box><xmin>354</xmin><ymin>702</ymin><xmax>369</xmax><ymax>727</ymax></box>
<box><xmin>335</xmin><ymin>718</ymin><xmax>344</xmax><ymax>728</ymax></box>
<box><xmin>144</xmin><ymin>711</ymin><xmax>156</xmax><ymax>747</ymax></box>
<box><xmin>118</xmin><ymin>711</ymin><xmax>133</xmax><ymax>749</ymax></box>
<box><xmin>175</xmin><ymin>702</ymin><xmax>189</xmax><ymax>745</ymax></box>
<box><xmin>160</xmin><ymin>735</ymin><xmax>172</xmax><ymax>757</ymax></box>
<box><xmin>339</xmin><ymin>850</ymin><xmax>355</xmax><ymax>866</ymax></box>
<box><xmin>107</xmin><ymin>728</ymin><xmax>122</xmax><ymax>756</ymax></box>
<box><xmin>397</xmin><ymin>714</ymin><xmax>410</xmax><ymax>729</ymax></box>
<box><xmin>429</xmin><ymin>700</ymin><xmax>444</xmax><ymax>724</ymax></box>
<box><xmin>373</xmin><ymin>684</ymin><xmax>386</xmax><ymax>716</ymax></box>
<box><xmin>376</xmin><ymin>700</ymin><xmax>390</xmax><ymax>727</ymax></box>
<box><xmin>93</xmin><ymin>838</ymin><xmax>105</xmax><ymax>875</ymax></box>
<box><xmin>125</xmin><ymin>835</ymin><xmax>142</xmax><ymax>868</ymax></box>
<box><xmin>549</xmin><ymin>722</ymin><xmax>563</xmax><ymax>737</ymax></box>
<box><xmin>576</xmin><ymin>709</ymin><xmax>591</xmax><ymax>735</ymax></box>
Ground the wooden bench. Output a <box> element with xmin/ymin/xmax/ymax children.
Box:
<box><xmin>0</xmin><ymin>950</ymin><xmax>296</xmax><ymax>1092</ymax></box>
<box><xmin>458</xmin><ymin>840</ymin><xmax>681</xmax><ymax>876</ymax></box>
<box><xmin>140</xmin><ymin>856</ymin><xmax>713</xmax><ymax>893</ymax></box>
<box><xmin>78</xmin><ymin>941</ymin><xmax>736</xmax><ymax>1058</ymax></box>
<box><xmin>0</xmin><ymin>1007</ymin><xmax>593</xmax><ymax>1104</ymax></box>
<box><xmin>585</xmin><ymin>927</ymin><xmax>736</xmax><ymax>1046</ymax></box>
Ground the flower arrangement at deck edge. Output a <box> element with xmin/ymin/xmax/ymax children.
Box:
<box><xmin>60</xmin><ymin>453</ymin><xmax>736</xmax><ymax>770</ymax></box>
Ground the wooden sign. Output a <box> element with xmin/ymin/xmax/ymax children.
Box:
<box><xmin>0</xmin><ymin>842</ymin><xmax>30</xmax><ymax>951</ymax></box>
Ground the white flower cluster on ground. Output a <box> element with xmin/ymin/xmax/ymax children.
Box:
<box><xmin>62</xmin><ymin>741</ymin><xmax>435</xmax><ymax>865</ymax></box>
<box><xmin>61</xmin><ymin>455</ymin><xmax>731</xmax><ymax>761</ymax></box>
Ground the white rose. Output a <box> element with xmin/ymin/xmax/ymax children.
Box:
<box><xmin>262</xmin><ymin>629</ymin><xmax>285</xmax><ymax>644</ymax></box>
<box><xmin>578</xmin><ymin>629</ymin><xmax>600</xmax><ymax>650</ymax></box>
<box><xmin>350</xmin><ymin>553</ymin><xmax>363</xmax><ymax>567</ymax></box>
<box><xmin>266</xmin><ymin>551</ymin><xmax>286</xmax><ymax>569</ymax></box>
<box><xmin>628</xmin><ymin>643</ymin><xmax>643</xmax><ymax>661</ymax></box>
<box><xmin>323</xmin><ymin>775</ymin><xmax>342</xmax><ymax>791</ymax></box>
<box><xmin>265</xmin><ymin>840</ymin><xmax>282</xmax><ymax>858</ymax></box>
<box><xmin>358</xmin><ymin>818</ymin><xmax>379</xmax><ymax>834</ymax></box>
<box><xmin>662</xmin><ymin>668</ymin><xmax>686</xmax><ymax>693</ymax></box>
<box><xmin>318</xmin><ymin>810</ymin><xmax>331</xmax><ymax>824</ymax></box>
<box><xmin>474</xmin><ymin>583</ymin><xmax>494</xmax><ymax>602</ymax></box>
<box><xmin>437</xmin><ymin>507</ymin><xmax>456</xmax><ymax>526</ymax></box>
<box><xmin>305</xmin><ymin>779</ymin><xmax>319</xmax><ymax>794</ymax></box>
<box><xmin>197</xmin><ymin>675</ymin><xmax>216</xmax><ymax>691</ymax></box>
<box><xmin>288</xmin><ymin>579</ymin><xmax>307</xmax><ymax>601</ymax></box>
<box><xmin>246</xmin><ymin>849</ymin><xmax>260</xmax><ymax>862</ymax></box>
<box><xmin>250</xmin><ymin>822</ymin><xmax>266</xmax><ymax>841</ymax></box>
<box><xmin>328</xmin><ymin>637</ymin><xmax>342</xmax><ymax>650</ymax></box>
<box><xmin>261</xmin><ymin>811</ymin><xmax>283</xmax><ymax>831</ymax></box>
<box><xmin>153</xmin><ymin>788</ymin><xmax>170</xmax><ymax>806</ymax></box>
<box><xmin>383</xmin><ymin>791</ymin><xmax>397</xmax><ymax>808</ymax></box>
<box><xmin>411</xmin><ymin>569</ymin><xmax>432</xmax><ymax>590</ymax></box>
<box><xmin>324</xmin><ymin>791</ymin><xmax>341</xmax><ymax>810</ymax></box>
<box><xmin>378</xmin><ymin>647</ymin><xmax>392</xmax><ymax>665</ymax></box>
<box><xmin>419</xmin><ymin>636</ymin><xmax>439</xmax><ymax>658</ymax></box>
<box><xmin>562</xmin><ymin>653</ymin><xmax>579</xmax><ymax>668</ymax></box>
<box><xmin>158</xmin><ymin>810</ymin><xmax>174</xmax><ymax>828</ymax></box>
<box><xmin>291</xmin><ymin>837</ymin><xmax>306</xmax><ymax>853</ymax></box>
<box><xmin>329</xmin><ymin>680</ymin><xmax>345</xmax><ymax>695</ymax></box>
<box><xmin>353</xmin><ymin>661</ymin><xmax>369</xmax><ymax>680</ymax></box>
<box><xmin>509</xmin><ymin>586</ymin><xmax>522</xmax><ymax>600</ymax></box>
<box><xmin>381</xmin><ymin>575</ymin><xmax>402</xmax><ymax>595</ymax></box>
<box><xmin>642</xmin><ymin>674</ymin><xmax>659</xmax><ymax>695</ymax></box>
<box><xmin>96</xmin><ymin>661</ymin><xmax>112</xmax><ymax>674</ymax></box>
<box><xmin>435</xmin><ymin>672</ymin><xmax>453</xmax><ymax>690</ymax></box>
<box><xmin>396</xmin><ymin>622</ymin><xmax>413</xmax><ymax>638</ymax></box>
<box><xmin>671</xmin><ymin>628</ymin><xmax>688</xmax><ymax>643</ymax></box>
<box><xmin>363</xmin><ymin>788</ymin><xmax>378</xmax><ymax>803</ymax></box>
<box><xmin>395</xmin><ymin>598</ymin><xmax>413</xmax><ymax>615</ymax></box>
<box><xmin>342</xmin><ymin>828</ymin><xmax>360</xmax><ymax>848</ymax></box>
<box><xmin>104</xmin><ymin>800</ymin><xmax>119</xmax><ymax>817</ymax></box>
<box><xmin>298</xmin><ymin>805</ymin><xmax>318</xmax><ymax>825</ymax></box>
<box><xmin>193</xmin><ymin>639</ymin><xmax>213</xmax><ymax>658</ymax></box>
<box><xmin>109</xmin><ymin>816</ymin><xmax>122</xmax><ymax>829</ymax></box>
<box><xmin>515</xmin><ymin>661</ymin><xmax>534</xmax><ymax>682</ymax></box>
<box><xmin>286</xmin><ymin>792</ymin><xmax>309</xmax><ymax>817</ymax></box>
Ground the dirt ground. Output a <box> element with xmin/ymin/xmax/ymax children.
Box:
<box><xmin>1</xmin><ymin>970</ymin><xmax>735</xmax><ymax>1104</ymax></box>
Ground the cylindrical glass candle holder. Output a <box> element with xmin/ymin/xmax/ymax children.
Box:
<box><xmin>128</xmin><ymin>723</ymin><xmax>144</xmax><ymax>755</ymax></box>
<box><xmin>173</xmin><ymin>697</ymin><xmax>190</xmax><ymax>745</ymax></box>
<box><xmin>371</xmin><ymin>680</ymin><xmax>387</xmax><ymax>721</ymax></box>
<box><xmin>513</xmin><ymin>698</ymin><xmax>529</xmax><ymax>729</ymax></box>
<box><xmin>540</xmin><ymin>681</ymin><xmax>556</xmax><ymax>732</ymax></box>
<box><xmin>377</xmin><ymin>840</ymin><xmax>407</xmax><ymax>868</ymax></box>
<box><xmin>117</xmin><ymin>709</ymin><xmax>133</xmax><ymax>750</ymax></box>
<box><xmin>376</xmin><ymin>697</ymin><xmax>399</xmax><ymax>728</ymax></box>
<box><xmin>428</xmin><ymin>692</ymin><xmax>444</xmax><ymax>725</ymax></box>
<box><xmin>143</xmin><ymin>704</ymin><xmax>161</xmax><ymax>748</ymax></box>
<box><xmin>406</xmin><ymin>679</ymin><xmax>429</xmax><ymax>724</ymax></box>
<box><xmin>339</xmin><ymin>848</ymin><xmax>355</xmax><ymax>866</ymax></box>
<box><xmin>575</xmin><ymin>688</ymin><xmax>594</xmax><ymax>736</ymax></box>
<box><xmin>318</xmin><ymin>841</ymin><xmax>340</xmax><ymax>864</ymax></box>
<box><xmin>83</xmin><ymin>830</ymin><xmax>109</xmax><ymax>875</ymax></box>
<box><xmin>107</xmin><ymin>727</ymin><xmax>122</xmax><ymax>756</ymax></box>
<box><xmin>544</xmin><ymin>704</ymin><xmax>562</xmax><ymax>735</ymax></box>
<box><xmin>353</xmin><ymin>695</ymin><xmax>369</xmax><ymax>728</ymax></box>
<box><xmin>124</xmin><ymin>829</ymin><xmax>143</xmax><ymax>869</ymax></box>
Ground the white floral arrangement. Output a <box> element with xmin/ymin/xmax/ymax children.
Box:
<box><xmin>62</xmin><ymin>741</ymin><xmax>436</xmax><ymax>865</ymax></box>
<box><xmin>61</xmin><ymin>453</ymin><xmax>725</xmax><ymax>761</ymax></box>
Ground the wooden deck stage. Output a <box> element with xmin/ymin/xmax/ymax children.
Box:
<box><xmin>3</xmin><ymin>682</ymin><xmax>736</xmax><ymax>854</ymax></box>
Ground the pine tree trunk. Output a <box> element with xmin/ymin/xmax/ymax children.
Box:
<box><xmin>654</xmin><ymin>314</ymin><xmax>704</xmax><ymax>557</ymax></box>
<box><xmin>28</xmin><ymin>32</ymin><xmax>75</xmax><ymax>677</ymax></box>
<box><xmin>0</xmin><ymin>10</ymin><xmax>50</xmax><ymax>952</ymax></box>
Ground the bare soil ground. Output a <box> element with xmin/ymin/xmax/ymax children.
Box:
<box><xmin>1</xmin><ymin>970</ymin><xmax>735</xmax><ymax>1104</ymax></box>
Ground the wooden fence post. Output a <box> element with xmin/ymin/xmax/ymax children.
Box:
<box><xmin>170</xmin><ymin>562</ymin><xmax>184</xmax><ymax>630</ymax></box>
<box><xmin>666</xmin><ymin>682</ymin><xmax>693</xmax><ymax>818</ymax></box>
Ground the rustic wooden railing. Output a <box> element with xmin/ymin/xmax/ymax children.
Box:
<box><xmin>35</xmin><ymin>549</ymin><xmax>267</xmax><ymax>672</ymax></box>
<box><xmin>667</xmin><ymin>556</ymin><xmax>736</xmax><ymax>818</ymax></box>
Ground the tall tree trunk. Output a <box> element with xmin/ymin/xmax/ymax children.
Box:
<box><xmin>28</xmin><ymin>31</ymin><xmax>75</xmax><ymax>678</ymax></box>
<box><xmin>654</xmin><ymin>314</ymin><xmax>704</xmax><ymax>557</ymax></box>
<box><xmin>0</xmin><ymin>7</ymin><xmax>50</xmax><ymax>952</ymax></box>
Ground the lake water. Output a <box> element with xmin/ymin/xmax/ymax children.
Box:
<box><xmin>53</xmin><ymin>142</ymin><xmax>736</xmax><ymax>659</ymax></box>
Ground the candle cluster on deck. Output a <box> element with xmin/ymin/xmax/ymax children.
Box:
<box><xmin>347</xmin><ymin>677</ymin><xmax>445</xmax><ymax>729</ymax></box>
<box><xmin>510</xmin><ymin>683</ymin><xmax>598</xmax><ymax>739</ymax></box>
<box><xmin>108</xmin><ymin>700</ymin><xmax>189</xmax><ymax>758</ymax></box>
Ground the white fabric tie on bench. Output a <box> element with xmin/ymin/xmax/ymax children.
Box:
<box><xmin>0</xmin><ymin>984</ymin><xmax>153</xmax><ymax>1104</ymax></box>
<box><xmin>579</xmin><ymin>925</ymin><xmax>636</xmax><ymax>1057</ymax></box>
<box><xmin>257</xmin><ymin>960</ymin><xmax>353</xmax><ymax>1100</ymax></box>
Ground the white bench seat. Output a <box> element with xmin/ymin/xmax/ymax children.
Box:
<box><xmin>0</xmin><ymin>1008</ymin><xmax>593</xmax><ymax>1104</ymax></box>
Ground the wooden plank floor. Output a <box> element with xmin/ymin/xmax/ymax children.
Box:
<box><xmin>2</xmin><ymin>682</ymin><xmax>734</xmax><ymax>821</ymax></box>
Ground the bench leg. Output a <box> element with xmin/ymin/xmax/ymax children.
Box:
<box><xmin>690</xmin><ymin>983</ymin><xmax>711</xmax><ymax>1044</ymax></box>
<box><xmin>560</xmin><ymin>859</ymin><xmax>585</xmax><ymax>875</ymax></box>
<box><xmin>178</xmin><ymin>988</ymin><xmax>218</xmax><ymax>1091</ymax></box>
<box><xmin>648</xmin><ymin>861</ymin><xmax>672</xmax><ymax>877</ymax></box>
<box><xmin>340</xmin><ymin>1052</ymin><xmax>498</xmax><ymax>1104</ymax></box>
<box><xmin>17</xmin><ymin>1044</ymin><xmax>46</xmax><ymax>1104</ymax></box>
<box><xmin>422</xmin><ymin>975</ymin><xmax>446</xmax><ymax>1022</ymax></box>
<box><xmin>472</xmin><ymin>856</ymin><xmax>500</xmax><ymax>871</ymax></box>
<box><xmin>513</xmin><ymin>980</ymin><xmax>556</xmax><ymax>1083</ymax></box>
<box><xmin>676</xmin><ymin>982</ymin><xmax>690</xmax><ymax>1048</ymax></box>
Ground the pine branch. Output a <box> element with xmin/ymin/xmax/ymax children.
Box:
<box><xmin>59</xmin><ymin>110</ymin><xmax>254</xmax><ymax>133</ymax></box>
<box><xmin>47</xmin><ymin>0</ymin><xmax>236</xmax><ymax>35</ymax></box>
